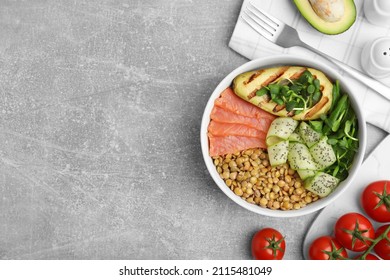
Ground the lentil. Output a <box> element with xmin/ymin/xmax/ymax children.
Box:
<box><xmin>212</xmin><ymin>148</ymin><xmax>320</xmax><ymax>211</ymax></box>
<box><xmin>234</xmin><ymin>188</ymin><xmax>243</xmax><ymax>196</ymax></box>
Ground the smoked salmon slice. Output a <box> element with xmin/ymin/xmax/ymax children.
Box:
<box><xmin>215</xmin><ymin>87</ymin><xmax>276</xmax><ymax>120</ymax></box>
<box><xmin>208</xmin><ymin>120</ymin><xmax>266</xmax><ymax>138</ymax></box>
<box><xmin>208</xmin><ymin>133</ymin><xmax>267</xmax><ymax>157</ymax></box>
<box><xmin>210</xmin><ymin>106</ymin><xmax>273</xmax><ymax>133</ymax></box>
<box><xmin>208</xmin><ymin>87</ymin><xmax>277</xmax><ymax>156</ymax></box>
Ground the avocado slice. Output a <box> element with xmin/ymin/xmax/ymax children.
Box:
<box><xmin>232</xmin><ymin>66</ymin><xmax>333</xmax><ymax>120</ymax></box>
<box><xmin>293</xmin><ymin>0</ymin><xmax>356</xmax><ymax>35</ymax></box>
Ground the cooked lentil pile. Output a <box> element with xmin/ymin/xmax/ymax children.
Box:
<box><xmin>212</xmin><ymin>148</ymin><xmax>320</xmax><ymax>210</ymax></box>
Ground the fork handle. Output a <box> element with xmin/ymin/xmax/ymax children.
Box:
<box><xmin>300</xmin><ymin>43</ymin><xmax>390</xmax><ymax>101</ymax></box>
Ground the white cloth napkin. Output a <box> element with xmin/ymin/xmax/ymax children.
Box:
<box><xmin>229</xmin><ymin>0</ymin><xmax>390</xmax><ymax>133</ymax></box>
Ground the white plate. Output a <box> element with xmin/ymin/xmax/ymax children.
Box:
<box><xmin>302</xmin><ymin>134</ymin><xmax>390</xmax><ymax>259</ymax></box>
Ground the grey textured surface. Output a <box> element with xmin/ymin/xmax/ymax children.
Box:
<box><xmin>0</xmin><ymin>0</ymin><xmax>386</xmax><ymax>260</ymax></box>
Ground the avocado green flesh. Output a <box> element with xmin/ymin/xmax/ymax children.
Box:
<box><xmin>293</xmin><ymin>0</ymin><xmax>356</xmax><ymax>35</ymax></box>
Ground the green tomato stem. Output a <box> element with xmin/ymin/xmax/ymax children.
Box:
<box><xmin>265</xmin><ymin>235</ymin><xmax>285</xmax><ymax>258</ymax></box>
<box><xmin>358</xmin><ymin>224</ymin><xmax>390</xmax><ymax>260</ymax></box>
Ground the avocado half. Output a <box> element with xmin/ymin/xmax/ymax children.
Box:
<box><xmin>294</xmin><ymin>0</ymin><xmax>356</xmax><ymax>35</ymax></box>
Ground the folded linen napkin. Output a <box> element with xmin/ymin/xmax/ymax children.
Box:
<box><xmin>229</xmin><ymin>0</ymin><xmax>390</xmax><ymax>133</ymax></box>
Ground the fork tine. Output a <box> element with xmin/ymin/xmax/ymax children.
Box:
<box><xmin>248</xmin><ymin>1</ymin><xmax>280</xmax><ymax>29</ymax></box>
<box><xmin>241</xmin><ymin>11</ymin><xmax>274</xmax><ymax>39</ymax></box>
<box><xmin>244</xmin><ymin>8</ymin><xmax>275</xmax><ymax>34</ymax></box>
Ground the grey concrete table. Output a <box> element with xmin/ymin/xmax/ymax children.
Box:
<box><xmin>0</xmin><ymin>0</ymin><xmax>386</xmax><ymax>260</ymax></box>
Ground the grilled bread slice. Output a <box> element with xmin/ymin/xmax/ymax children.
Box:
<box><xmin>232</xmin><ymin>66</ymin><xmax>333</xmax><ymax>120</ymax></box>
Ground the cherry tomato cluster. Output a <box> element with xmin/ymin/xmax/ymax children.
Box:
<box><xmin>251</xmin><ymin>181</ymin><xmax>390</xmax><ymax>260</ymax></box>
<box><xmin>309</xmin><ymin>180</ymin><xmax>390</xmax><ymax>260</ymax></box>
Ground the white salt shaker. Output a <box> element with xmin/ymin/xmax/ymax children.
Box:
<box><xmin>361</xmin><ymin>37</ymin><xmax>390</xmax><ymax>79</ymax></box>
<box><xmin>364</xmin><ymin>0</ymin><xmax>390</xmax><ymax>27</ymax></box>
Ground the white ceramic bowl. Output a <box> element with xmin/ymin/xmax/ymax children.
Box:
<box><xmin>200</xmin><ymin>54</ymin><xmax>367</xmax><ymax>218</ymax></box>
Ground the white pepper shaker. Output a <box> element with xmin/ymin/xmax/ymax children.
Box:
<box><xmin>364</xmin><ymin>0</ymin><xmax>390</xmax><ymax>27</ymax></box>
<box><xmin>361</xmin><ymin>37</ymin><xmax>390</xmax><ymax>79</ymax></box>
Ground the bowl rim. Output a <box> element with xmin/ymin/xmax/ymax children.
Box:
<box><xmin>200</xmin><ymin>54</ymin><xmax>367</xmax><ymax>218</ymax></box>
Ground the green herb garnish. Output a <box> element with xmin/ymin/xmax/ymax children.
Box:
<box><xmin>259</xmin><ymin>70</ymin><xmax>323</xmax><ymax>115</ymax></box>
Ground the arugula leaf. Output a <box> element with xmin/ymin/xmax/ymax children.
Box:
<box><xmin>286</xmin><ymin>101</ymin><xmax>297</xmax><ymax>112</ymax></box>
<box><xmin>307</xmin><ymin>84</ymin><xmax>315</xmax><ymax>94</ymax></box>
<box><xmin>281</xmin><ymin>86</ymin><xmax>289</xmax><ymax>97</ymax></box>
<box><xmin>269</xmin><ymin>84</ymin><xmax>281</xmax><ymax>96</ymax></box>
<box><xmin>321</xmin><ymin>80</ymin><xmax>359</xmax><ymax>182</ymax></box>
<box><xmin>313</xmin><ymin>79</ymin><xmax>320</xmax><ymax>90</ymax></box>
<box><xmin>309</xmin><ymin>120</ymin><xmax>323</xmax><ymax>133</ymax></box>
<box><xmin>256</xmin><ymin>87</ymin><xmax>268</xmax><ymax>96</ymax></box>
<box><xmin>344</xmin><ymin>120</ymin><xmax>358</xmax><ymax>141</ymax></box>
<box><xmin>327</xmin><ymin>138</ymin><xmax>338</xmax><ymax>145</ymax></box>
<box><xmin>290</xmin><ymin>84</ymin><xmax>302</xmax><ymax>93</ymax></box>
<box><xmin>312</xmin><ymin>91</ymin><xmax>321</xmax><ymax>103</ymax></box>
<box><xmin>331</xmin><ymin>80</ymin><xmax>340</xmax><ymax>111</ymax></box>
<box><xmin>326</xmin><ymin>95</ymin><xmax>349</xmax><ymax>132</ymax></box>
<box><xmin>274</xmin><ymin>98</ymin><xmax>284</xmax><ymax>105</ymax></box>
<box><xmin>299</xmin><ymin>70</ymin><xmax>313</xmax><ymax>84</ymax></box>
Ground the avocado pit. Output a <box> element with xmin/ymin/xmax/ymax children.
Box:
<box><xmin>309</xmin><ymin>0</ymin><xmax>344</xmax><ymax>22</ymax></box>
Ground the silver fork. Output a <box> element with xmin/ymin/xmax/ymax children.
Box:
<box><xmin>241</xmin><ymin>2</ymin><xmax>390</xmax><ymax>100</ymax></box>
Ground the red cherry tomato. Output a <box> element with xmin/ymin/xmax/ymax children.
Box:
<box><xmin>361</xmin><ymin>180</ymin><xmax>390</xmax><ymax>223</ymax></box>
<box><xmin>374</xmin><ymin>224</ymin><xmax>390</xmax><ymax>260</ymax></box>
<box><xmin>334</xmin><ymin>212</ymin><xmax>375</xmax><ymax>252</ymax></box>
<box><xmin>251</xmin><ymin>228</ymin><xmax>285</xmax><ymax>260</ymax></box>
<box><xmin>354</xmin><ymin>253</ymin><xmax>380</xmax><ymax>260</ymax></box>
<box><xmin>309</xmin><ymin>236</ymin><xmax>348</xmax><ymax>260</ymax></box>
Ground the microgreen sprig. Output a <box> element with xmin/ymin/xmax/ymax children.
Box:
<box><xmin>256</xmin><ymin>70</ymin><xmax>322</xmax><ymax>115</ymax></box>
